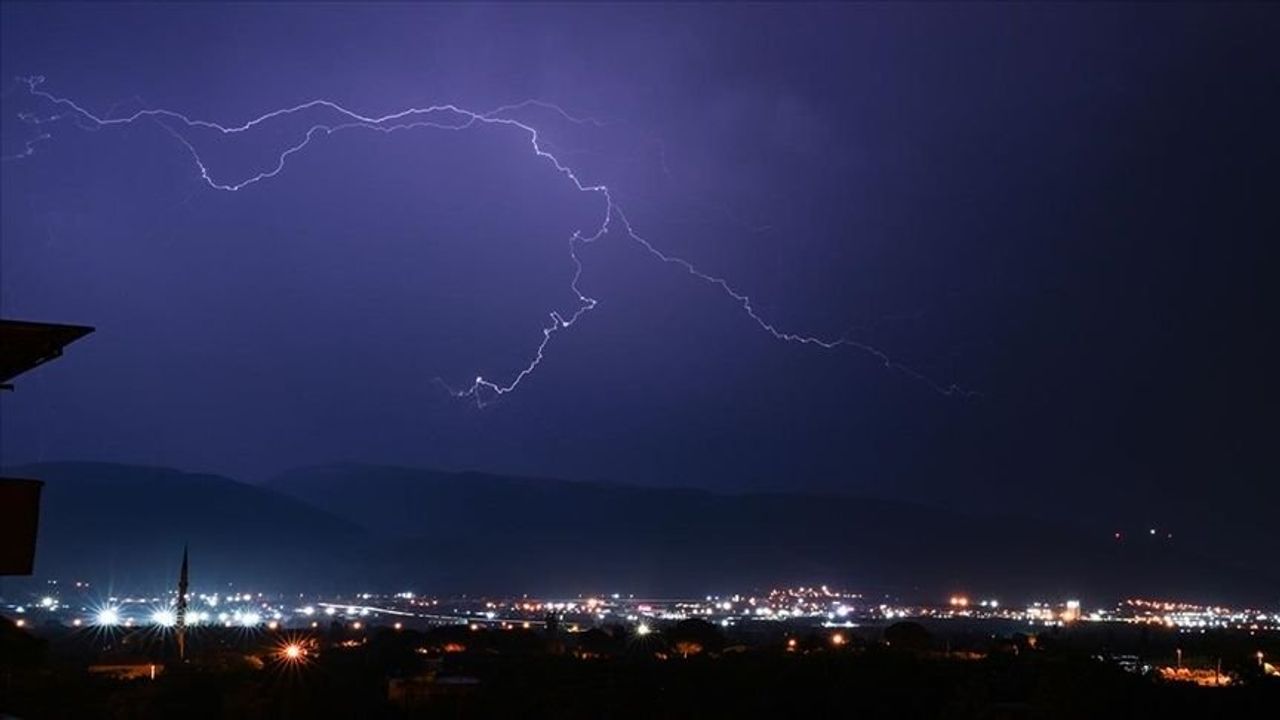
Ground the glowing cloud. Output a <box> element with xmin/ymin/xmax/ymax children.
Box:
<box><xmin>10</xmin><ymin>77</ymin><xmax>968</xmax><ymax>403</ymax></box>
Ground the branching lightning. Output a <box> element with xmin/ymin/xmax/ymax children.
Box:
<box><xmin>7</xmin><ymin>76</ymin><xmax>970</xmax><ymax>404</ymax></box>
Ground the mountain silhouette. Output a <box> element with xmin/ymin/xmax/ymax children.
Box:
<box><xmin>6</xmin><ymin>462</ymin><xmax>370</xmax><ymax>592</ymax></box>
<box><xmin>5</xmin><ymin>461</ymin><xmax>1271</xmax><ymax>605</ymax></box>
<box><xmin>265</xmin><ymin>463</ymin><xmax>1276</xmax><ymax>604</ymax></box>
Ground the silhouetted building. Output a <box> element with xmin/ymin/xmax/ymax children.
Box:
<box><xmin>0</xmin><ymin>319</ymin><xmax>94</xmax><ymax>576</ymax></box>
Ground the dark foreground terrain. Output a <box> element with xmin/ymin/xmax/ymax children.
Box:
<box><xmin>3</xmin><ymin>617</ymin><xmax>1277</xmax><ymax>719</ymax></box>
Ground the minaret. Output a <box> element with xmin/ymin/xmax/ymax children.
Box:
<box><xmin>176</xmin><ymin>544</ymin><xmax>189</xmax><ymax>662</ymax></box>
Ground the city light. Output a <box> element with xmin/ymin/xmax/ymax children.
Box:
<box><xmin>275</xmin><ymin>638</ymin><xmax>311</xmax><ymax>666</ymax></box>
<box><xmin>9</xmin><ymin>586</ymin><xmax>1271</xmax><ymax>659</ymax></box>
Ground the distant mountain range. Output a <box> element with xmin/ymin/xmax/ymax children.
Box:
<box><xmin>5</xmin><ymin>462</ymin><xmax>1275</xmax><ymax>605</ymax></box>
<box><xmin>4</xmin><ymin>462</ymin><xmax>369</xmax><ymax>592</ymax></box>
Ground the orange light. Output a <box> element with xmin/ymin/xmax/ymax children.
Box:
<box><xmin>787</xmin><ymin>638</ymin><xmax>798</xmax><ymax>649</ymax></box>
<box><xmin>394</xmin><ymin>622</ymin><xmax>403</xmax><ymax>630</ymax></box>
<box><xmin>831</xmin><ymin>633</ymin><xmax>845</xmax><ymax>646</ymax></box>
<box><xmin>277</xmin><ymin>639</ymin><xmax>310</xmax><ymax>665</ymax></box>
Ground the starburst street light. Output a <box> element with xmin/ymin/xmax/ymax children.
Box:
<box><xmin>274</xmin><ymin>636</ymin><xmax>313</xmax><ymax>667</ymax></box>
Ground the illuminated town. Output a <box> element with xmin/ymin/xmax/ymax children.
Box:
<box><xmin>8</xmin><ymin>582</ymin><xmax>1278</xmax><ymax>636</ymax></box>
<box><xmin>4</xmin><ymin>577</ymin><xmax>1278</xmax><ymax>718</ymax></box>
<box><xmin>6</xmin><ymin>580</ymin><xmax>1277</xmax><ymax>686</ymax></box>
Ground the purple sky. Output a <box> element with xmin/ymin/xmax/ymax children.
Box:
<box><xmin>1</xmin><ymin>3</ymin><xmax>1276</xmax><ymax>539</ymax></box>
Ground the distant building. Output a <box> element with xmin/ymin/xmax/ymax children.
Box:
<box><xmin>1157</xmin><ymin>666</ymin><xmax>1232</xmax><ymax>687</ymax></box>
<box><xmin>88</xmin><ymin>662</ymin><xmax>164</xmax><ymax>681</ymax></box>
<box><xmin>388</xmin><ymin>672</ymin><xmax>480</xmax><ymax>709</ymax></box>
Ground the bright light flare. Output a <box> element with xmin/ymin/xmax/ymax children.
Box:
<box><xmin>635</xmin><ymin>622</ymin><xmax>651</xmax><ymax>637</ymax></box>
<box><xmin>95</xmin><ymin>607</ymin><xmax>121</xmax><ymax>627</ymax></box>
<box><xmin>274</xmin><ymin>636</ymin><xmax>313</xmax><ymax>667</ymax></box>
<box><xmin>151</xmin><ymin>609</ymin><xmax>176</xmax><ymax>627</ymax></box>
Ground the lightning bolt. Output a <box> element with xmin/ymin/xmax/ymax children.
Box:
<box><xmin>7</xmin><ymin>76</ymin><xmax>971</xmax><ymax>404</ymax></box>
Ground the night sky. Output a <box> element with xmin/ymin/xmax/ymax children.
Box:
<box><xmin>1</xmin><ymin>4</ymin><xmax>1276</xmax><ymax>536</ymax></box>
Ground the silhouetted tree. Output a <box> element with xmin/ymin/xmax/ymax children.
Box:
<box><xmin>664</xmin><ymin>619</ymin><xmax>724</xmax><ymax>657</ymax></box>
<box><xmin>883</xmin><ymin>621</ymin><xmax>932</xmax><ymax>652</ymax></box>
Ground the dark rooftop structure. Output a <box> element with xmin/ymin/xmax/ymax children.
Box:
<box><xmin>0</xmin><ymin>319</ymin><xmax>94</xmax><ymax>390</ymax></box>
<box><xmin>1</xmin><ymin>318</ymin><xmax>94</xmax><ymax>575</ymax></box>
